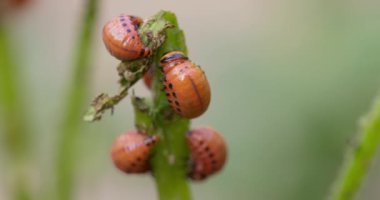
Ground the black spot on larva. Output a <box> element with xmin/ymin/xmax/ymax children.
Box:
<box><xmin>120</xmin><ymin>18</ymin><xmax>125</xmax><ymax>21</ymax></box>
<box><xmin>163</xmin><ymin>77</ymin><xmax>167</xmax><ymax>82</ymax></box>
<box><xmin>175</xmin><ymin>101</ymin><xmax>180</xmax><ymax>106</ymax></box>
<box><xmin>122</xmin><ymin>23</ymin><xmax>127</xmax><ymax>27</ymax></box>
<box><xmin>163</xmin><ymin>85</ymin><xmax>167</xmax><ymax>89</ymax></box>
<box><xmin>168</xmin><ymin>99</ymin><xmax>172</xmax><ymax>103</ymax></box>
<box><xmin>172</xmin><ymin>92</ymin><xmax>177</xmax><ymax>98</ymax></box>
<box><xmin>131</xmin><ymin>162</ymin><xmax>137</xmax><ymax>167</ymax></box>
<box><xmin>199</xmin><ymin>173</ymin><xmax>206</xmax><ymax>179</ymax></box>
<box><xmin>134</xmin><ymin>25</ymin><xmax>139</xmax><ymax>31</ymax></box>
<box><xmin>169</xmin><ymin>83</ymin><xmax>173</xmax><ymax>89</ymax></box>
<box><xmin>204</xmin><ymin>146</ymin><xmax>210</xmax><ymax>152</ymax></box>
<box><xmin>132</xmin><ymin>36</ymin><xmax>135</xmax><ymax>40</ymax></box>
<box><xmin>137</xmin><ymin>157</ymin><xmax>142</xmax><ymax>162</ymax></box>
<box><xmin>166</xmin><ymin>93</ymin><xmax>170</xmax><ymax>97</ymax></box>
<box><xmin>211</xmin><ymin>160</ymin><xmax>217</xmax><ymax>165</ymax></box>
<box><xmin>179</xmin><ymin>68</ymin><xmax>184</xmax><ymax>73</ymax></box>
<box><xmin>176</xmin><ymin>108</ymin><xmax>182</xmax><ymax>112</ymax></box>
<box><xmin>127</xmin><ymin>29</ymin><xmax>131</xmax><ymax>33</ymax></box>
<box><xmin>139</xmin><ymin>49</ymin><xmax>145</xmax><ymax>57</ymax></box>
<box><xmin>185</xmin><ymin>66</ymin><xmax>189</xmax><ymax>69</ymax></box>
<box><xmin>209</xmin><ymin>153</ymin><xmax>214</xmax><ymax>158</ymax></box>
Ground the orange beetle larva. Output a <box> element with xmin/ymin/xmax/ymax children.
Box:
<box><xmin>111</xmin><ymin>130</ymin><xmax>159</xmax><ymax>174</ymax></box>
<box><xmin>160</xmin><ymin>51</ymin><xmax>211</xmax><ymax>119</ymax></box>
<box><xmin>102</xmin><ymin>14</ymin><xmax>152</xmax><ymax>60</ymax></box>
<box><xmin>187</xmin><ymin>127</ymin><xmax>227</xmax><ymax>180</ymax></box>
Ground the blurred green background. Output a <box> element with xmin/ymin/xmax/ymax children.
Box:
<box><xmin>1</xmin><ymin>0</ymin><xmax>380</xmax><ymax>200</ymax></box>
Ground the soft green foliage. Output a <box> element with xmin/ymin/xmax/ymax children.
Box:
<box><xmin>0</xmin><ymin>27</ymin><xmax>32</xmax><ymax>200</ymax></box>
<box><xmin>55</xmin><ymin>0</ymin><xmax>99</xmax><ymax>199</ymax></box>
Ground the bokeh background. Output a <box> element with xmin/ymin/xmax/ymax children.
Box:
<box><xmin>1</xmin><ymin>0</ymin><xmax>380</xmax><ymax>200</ymax></box>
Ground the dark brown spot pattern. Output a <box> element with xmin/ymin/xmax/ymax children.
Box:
<box><xmin>102</xmin><ymin>14</ymin><xmax>152</xmax><ymax>60</ymax></box>
<box><xmin>111</xmin><ymin>131</ymin><xmax>160</xmax><ymax>174</ymax></box>
<box><xmin>186</xmin><ymin>127</ymin><xmax>227</xmax><ymax>181</ymax></box>
<box><xmin>160</xmin><ymin>51</ymin><xmax>210</xmax><ymax>119</ymax></box>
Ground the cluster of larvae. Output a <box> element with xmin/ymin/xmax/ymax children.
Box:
<box><xmin>103</xmin><ymin>14</ymin><xmax>227</xmax><ymax>180</ymax></box>
<box><xmin>111</xmin><ymin>127</ymin><xmax>227</xmax><ymax>180</ymax></box>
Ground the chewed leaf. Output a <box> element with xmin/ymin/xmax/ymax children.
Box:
<box><xmin>83</xmin><ymin>107</ymin><xmax>98</xmax><ymax>122</ymax></box>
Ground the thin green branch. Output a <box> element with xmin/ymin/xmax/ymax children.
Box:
<box><xmin>0</xmin><ymin>27</ymin><xmax>32</xmax><ymax>200</ymax></box>
<box><xmin>54</xmin><ymin>0</ymin><xmax>99</xmax><ymax>199</ymax></box>
<box><xmin>84</xmin><ymin>59</ymin><xmax>150</xmax><ymax>122</ymax></box>
<box><xmin>329</xmin><ymin>95</ymin><xmax>380</xmax><ymax>200</ymax></box>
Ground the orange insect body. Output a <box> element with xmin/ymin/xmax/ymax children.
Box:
<box><xmin>187</xmin><ymin>127</ymin><xmax>227</xmax><ymax>180</ymax></box>
<box><xmin>160</xmin><ymin>51</ymin><xmax>211</xmax><ymax>119</ymax></box>
<box><xmin>102</xmin><ymin>14</ymin><xmax>151</xmax><ymax>61</ymax></box>
<box><xmin>110</xmin><ymin>130</ymin><xmax>159</xmax><ymax>173</ymax></box>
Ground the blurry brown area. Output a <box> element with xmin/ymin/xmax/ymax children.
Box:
<box><xmin>9</xmin><ymin>0</ymin><xmax>30</xmax><ymax>8</ymax></box>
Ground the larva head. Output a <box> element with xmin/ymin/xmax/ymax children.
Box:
<box><xmin>110</xmin><ymin>130</ymin><xmax>159</xmax><ymax>174</ymax></box>
<box><xmin>187</xmin><ymin>127</ymin><xmax>227</xmax><ymax>181</ymax></box>
<box><xmin>102</xmin><ymin>14</ymin><xmax>151</xmax><ymax>61</ymax></box>
<box><xmin>160</xmin><ymin>51</ymin><xmax>188</xmax><ymax>71</ymax></box>
<box><xmin>127</xmin><ymin>15</ymin><xmax>143</xmax><ymax>26</ymax></box>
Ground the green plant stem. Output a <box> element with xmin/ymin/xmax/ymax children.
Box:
<box><xmin>330</xmin><ymin>96</ymin><xmax>380</xmax><ymax>200</ymax></box>
<box><xmin>135</xmin><ymin>11</ymin><xmax>191</xmax><ymax>200</ymax></box>
<box><xmin>54</xmin><ymin>0</ymin><xmax>98</xmax><ymax>199</ymax></box>
<box><xmin>0</xmin><ymin>27</ymin><xmax>32</xmax><ymax>200</ymax></box>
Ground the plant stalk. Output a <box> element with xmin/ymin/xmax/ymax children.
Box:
<box><xmin>0</xmin><ymin>27</ymin><xmax>32</xmax><ymax>200</ymax></box>
<box><xmin>135</xmin><ymin>11</ymin><xmax>192</xmax><ymax>200</ymax></box>
<box><xmin>54</xmin><ymin>0</ymin><xmax>99</xmax><ymax>199</ymax></box>
<box><xmin>329</xmin><ymin>95</ymin><xmax>380</xmax><ymax>200</ymax></box>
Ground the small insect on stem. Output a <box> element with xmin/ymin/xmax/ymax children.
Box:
<box><xmin>111</xmin><ymin>130</ymin><xmax>160</xmax><ymax>173</ymax></box>
<box><xmin>160</xmin><ymin>51</ymin><xmax>211</xmax><ymax>119</ymax></box>
<box><xmin>103</xmin><ymin>14</ymin><xmax>152</xmax><ymax>60</ymax></box>
<box><xmin>187</xmin><ymin>127</ymin><xmax>227</xmax><ymax>181</ymax></box>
